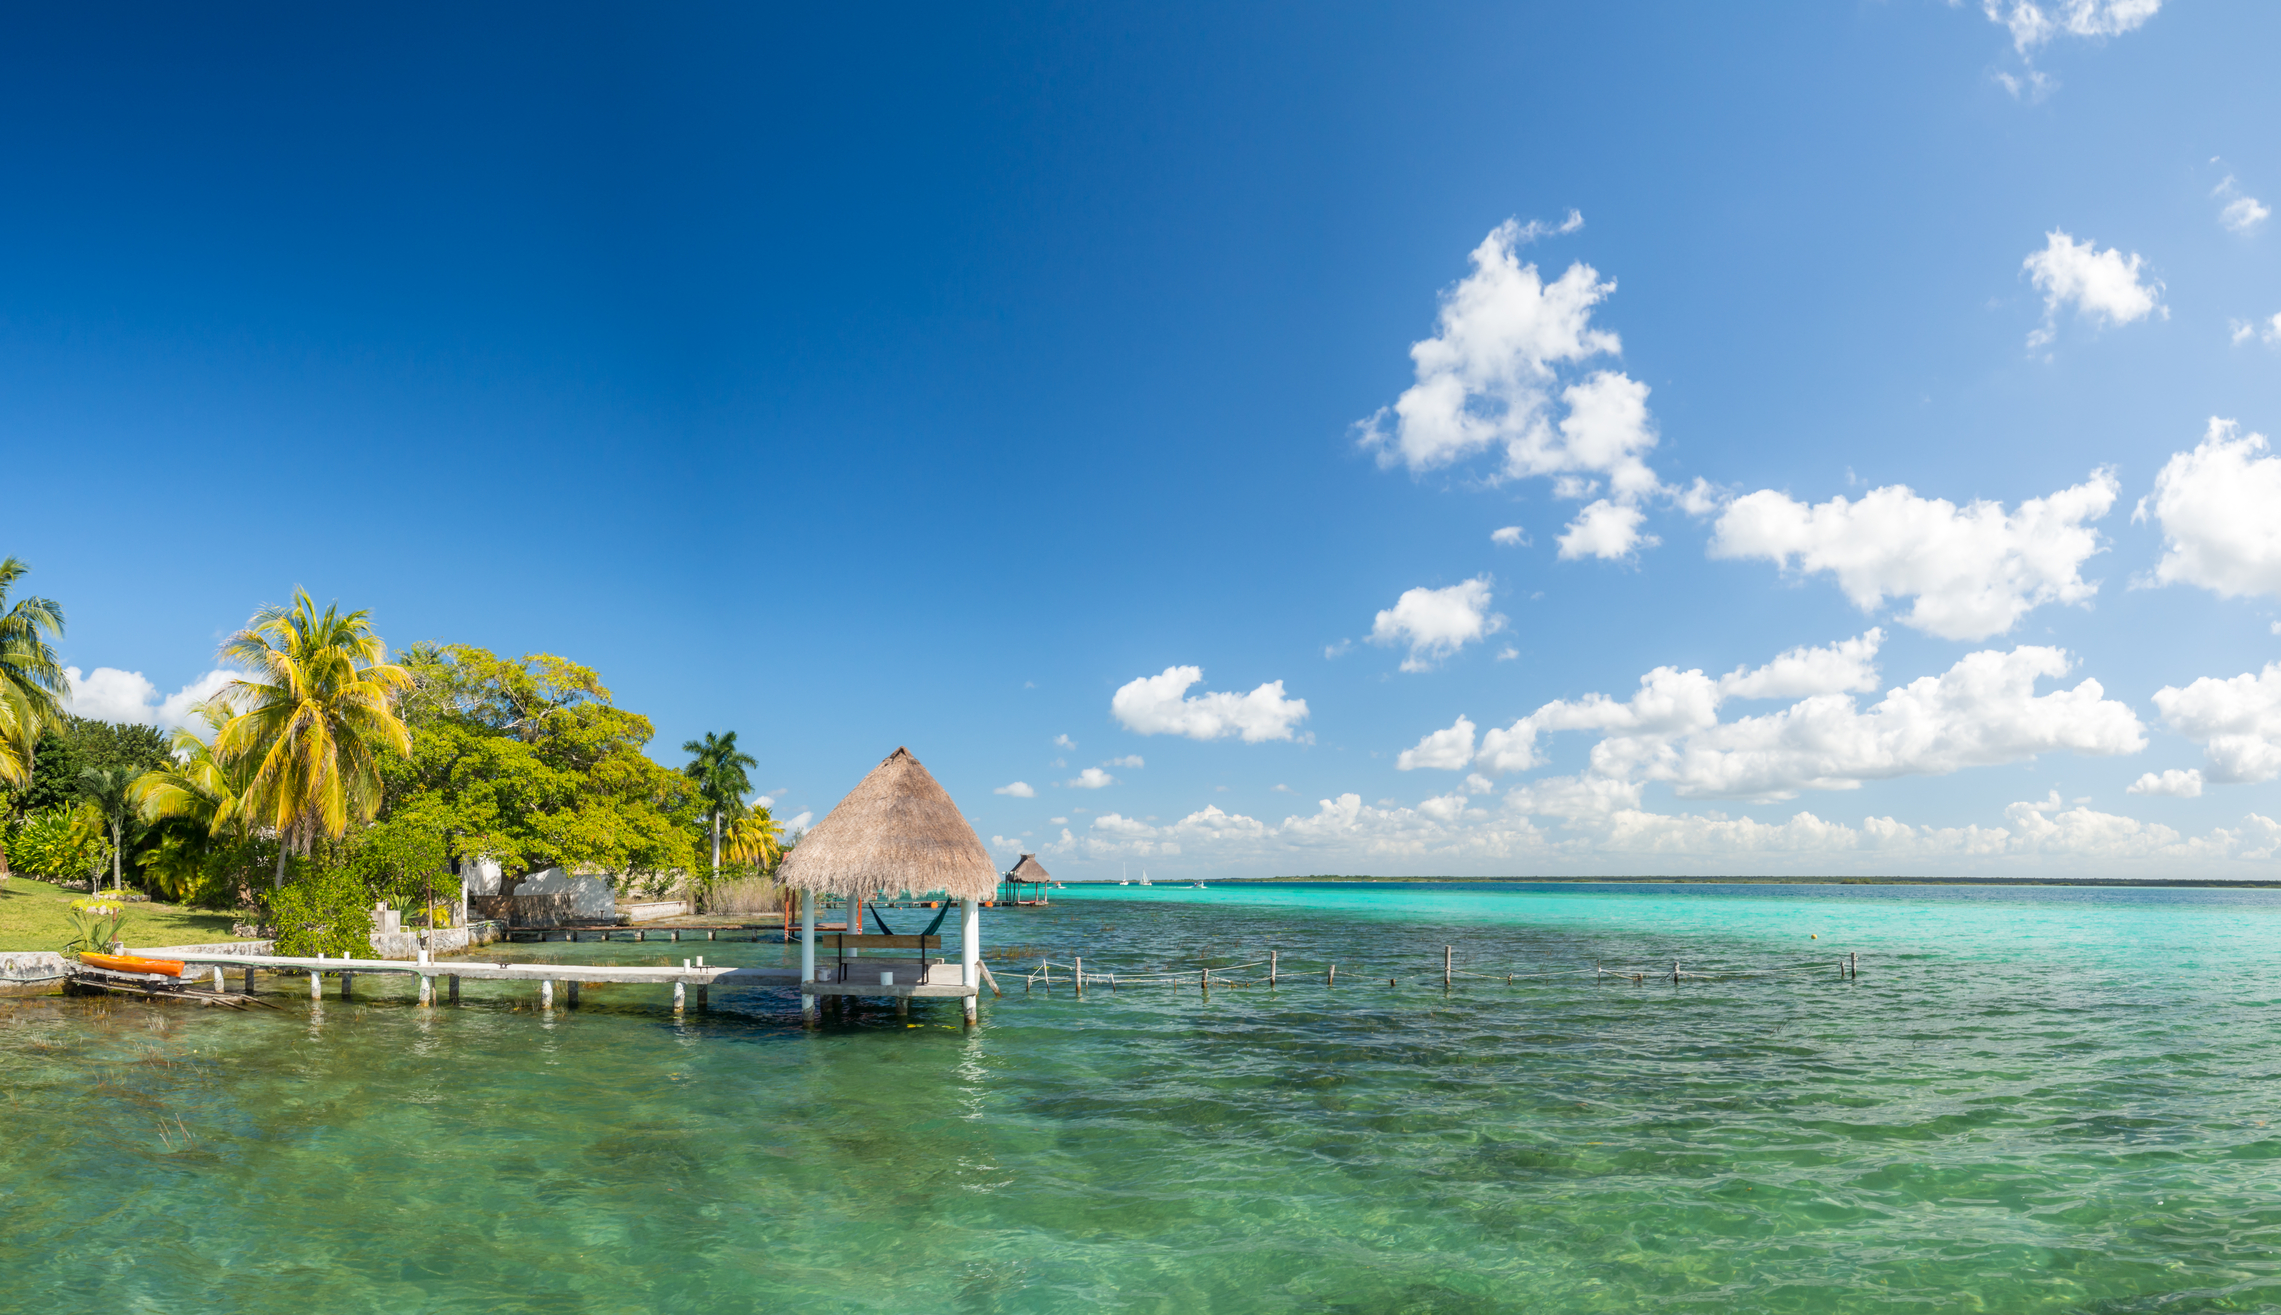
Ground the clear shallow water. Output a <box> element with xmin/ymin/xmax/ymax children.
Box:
<box><xmin>5</xmin><ymin>880</ymin><xmax>2281</xmax><ymax>1313</ymax></box>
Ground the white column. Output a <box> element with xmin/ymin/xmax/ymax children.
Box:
<box><xmin>960</xmin><ymin>897</ymin><xmax>980</xmax><ymax>1024</ymax></box>
<box><xmin>799</xmin><ymin>888</ymin><xmax>817</xmax><ymax>1024</ymax></box>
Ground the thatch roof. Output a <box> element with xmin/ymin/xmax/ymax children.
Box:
<box><xmin>1008</xmin><ymin>854</ymin><xmax>1051</xmax><ymax>883</ymax></box>
<box><xmin>777</xmin><ymin>747</ymin><xmax>999</xmax><ymax>901</ymax></box>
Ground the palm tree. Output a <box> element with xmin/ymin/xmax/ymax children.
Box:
<box><xmin>131</xmin><ymin>702</ymin><xmax>254</xmax><ymax>838</ymax></box>
<box><xmin>725</xmin><ymin>803</ymin><xmax>784</xmax><ymax>872</ymax></box>
<box><xmin>681</xmin><ymin>730</ymin><xmax>756</xmax><ymax>883</ymax></box>
<box><xmin>0</xmin><ymin>557</ymin><xmax>67</xmax><ymax>789</ymax></box>
<box><xmin>213</xmin><ymin>590</ymin><xmax>412</xmax><ymax>887</ymax></box>
<box><xmin>76</xmin><ymin>766</ymin><xmax>139</xmax><ymax>893</ymax></box>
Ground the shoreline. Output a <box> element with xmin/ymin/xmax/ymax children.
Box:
<box><xmin>1187</xmin><ymin>875</ymin><xmax>2281</xmax><ymax>890</ymax></box>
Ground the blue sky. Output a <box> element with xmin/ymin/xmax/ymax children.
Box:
<box><xmin>9</xmin><ymin>1</ymin><xmax>2281</xmax><ymax>877</ymax></box>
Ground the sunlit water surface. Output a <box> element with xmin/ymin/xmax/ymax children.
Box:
<box><xmin>5</xmin><ymin>880</ymin><xmax>2281</xmax><ymax>1313</ymax></box>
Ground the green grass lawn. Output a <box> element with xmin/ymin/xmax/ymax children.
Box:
<box><xmin>0</xmin><ymin>875</ymin><xmax>240</xmax><ymax>953</ymax></box>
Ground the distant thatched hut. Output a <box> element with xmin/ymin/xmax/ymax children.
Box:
<box><xmin>1004</xmin><ymin>853</ymin><xmax>1052</xmax><ymax>905</ymax></box>
<box><xmin>778</xmin><ymin>747</ymin><xmax>996</xmax><ymax>1023</ymax></box>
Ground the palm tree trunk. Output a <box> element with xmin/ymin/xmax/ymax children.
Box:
<box><xmin>711</xmin><ymin>811</ymin><xmax>721</xmax><ymax>881</ymax></box>
<box><xmin>273</xmin><ymin>835</ymin><xmax>289</xmax><ymax>889</ymax></box>
<box><xmin>111</xmin><ymin>818</ymin><xmax>122</xmax><ymax>893</ymax></box>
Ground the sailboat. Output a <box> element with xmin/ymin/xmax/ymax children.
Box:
<box><xmin>1138</xmin><ymin>870</ymin><xmax>1152</xmax><ymax>886</ymax></box>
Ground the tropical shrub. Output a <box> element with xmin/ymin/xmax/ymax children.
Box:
<box><xmin>61</xmin><ymin>893</ymin><xmax>130</xmax><ymax>954</ymax></box>
<box><xmin>265</xmin><ymin>863</ymin><xmax>376</xmax><ymax>958</ymax></box>
<box><xmin>6</xmin><ymin>805</ymin><xmax>109</xmax><ymax>883</ymax></box>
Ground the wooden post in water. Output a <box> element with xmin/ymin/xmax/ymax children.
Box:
<box><xmin>1074</xmin><ymin>956</ymin><xmax>1084</xmax><ymax>997</ymax></box>
<box><xmin>449</xmin><ymin>975</ymin><xmax>460</xmax><ymax>1003</ymax></box>
<box><xmin>1200</xmin><ymin>966</ymin><xmax>1209</xmax><ymax>998</ymax></box>
<box><xmin>340</xmin><ymin>971</ymin><xmax>354</xmax><ymax>1000</ymax></box>
<box><xmin>1327</xmin><ymin>963</ymin><xmax>1336</xmax><ymax>986</ymax></box>
<box><xmin>1444</xmin><ymin>946</ymin><xmax>1452</xmax><ymax>988</ymax></box>
<box><xmin>1850</xmin><ymin>952</ymin><xmax>1857</xmax><ymax>979</ymax></box>
<box><xmin>1670</xmin><ymin>961</ymin><xmax>1679</xmax><ymax>986</ymax></box>
<box><xmin>1269</xmin><ymin>950</ymin><xmax>1278</xmax><ymax>985</ymax></box>
<box><xmin>566</xmin><ymin>980</ymin><xmax>580</xmax><ymax>1007</ymax></box>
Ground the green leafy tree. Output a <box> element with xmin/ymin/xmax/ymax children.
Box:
<box><xmin>265</xmin><ymin>861</ymin><xmax>376</xmax><ymax>958</ymax></box>
<box><xmin>682</xmin><ymin>731</ymin><xmax>755</xmax><ymax>884</ymax></box>
<box><xmin>214</xmin><ymin>591</ymin><xmax>412</xmax><ymax>887</ymax></box>
<box><xmin>75</xmin><ymin>766</ymin><xmax>140</xmax><ymax>893</ymax></box>
<box><xmin>0</xmin><ymin>557</ymin><xmax>66</xmax><ymax>794</ymax></box>
<box><xmin>131</xmin><ymin>701</ymin><xmax>269</xmax><ymax>904</ymax></box>
<box><xmin>387</xmin><ymin>646</ymin><xmax>701</xmax><ymax>892</ymax></box>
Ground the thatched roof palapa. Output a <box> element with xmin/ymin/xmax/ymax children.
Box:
<box><xmin>777</xmin><ymin>747</ymin><xmax>1000</xmax><ymax>901</ymax></box>
<box><xmin>1007</xmin><ymin>854</ymin><xmax>1051</xmax><ymax>883</ymax></box>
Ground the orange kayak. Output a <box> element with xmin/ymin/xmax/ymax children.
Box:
<box><xmin>78</xmin><ymin>952</ymin><xmax>186</xmax><ymax>977</ymax></box>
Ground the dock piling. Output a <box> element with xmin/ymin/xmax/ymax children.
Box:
<box><xmin>673</xmin><ymin>980</ymin><xmax>685</xmax><ymax>1014</ymax></box>
<box><xmin>210</xmin><ymin>966</ymin><xmax>224</xmax><ymax>993</ymax></box>
<box><xmin>449</xmin><ymin>974</ymin><xmax>460</xmax><ymax>1003</ymax></box>
<box><xmin>1269</xmin><ymin>950</ymin><xmax>1277</xmax><ymax>985</ymax></box>
<box><xmin>567</xmin><ymin>980</ymin><xmax>580</xmax><ymax>1007</ymax></box>
<box><xmin>1444</xmin><ymin>946</ymin><xmax>1452</xmax><ymax>988</ymax></box>
<box><xmin>1075</xmin><ymin>956</ymin><xmax>1084</xmax><ymax>997</ymax></box>
<box><xmin>1328</xmin><ymin>963</ymin><xmax>1335</xmax><ymax>986</ymax></box>
<box><xmin>541</xmin><ymin>979</ymin><xmax>554</xmax><ymax>1008</ymax></box>
<box><xmin>340</xmin><ymin>972</ymin><xmax>354</xmax><ymax>1000</ymax></box>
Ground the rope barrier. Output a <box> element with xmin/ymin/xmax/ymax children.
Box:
<box><xmin>1003</xmin><ymin>953</ymin><xmax>1861</xmax><ymax>991</ymax></box>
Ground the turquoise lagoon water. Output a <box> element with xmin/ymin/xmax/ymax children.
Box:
<box><xmin>5</xmin><ymin>880</ymin><xmax>2281</xmax><ymax>1312</ymax></box>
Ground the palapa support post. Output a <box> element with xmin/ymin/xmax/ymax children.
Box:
<box><xmin>800</xmin><ymin>888</ymin><xmax>818</xmax><ymax>1025</ymax></box>
<box><xmin>961</xmin><ymin>897</ymin><xmax>980</xmax><ymax>1025</ymax></box>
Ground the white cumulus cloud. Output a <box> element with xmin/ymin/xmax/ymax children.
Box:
<box><xmin>2127</xmin><ymin>768</ymin><xmax>2203</xmax><ymax>798</ymax></box>
<box><xmin>2215</xmin><ymin>175</ymin><xmax>2270</xmax><ymax>235</ymax></box>
<box><xmin>1397</xmin><ymin>715</ymin><xmax>1477</xmax><ymax>771</ymax></box>
<box><xmin>1709</xmin><ymin>471</ymin><xmax>2117</xmax><ymax>640</ymax></box>
<box><xmin>994</xmin><ymin>781</ymin><xmax>1037</xmax><ymax>798</ymax></box>
<box><xmin>65</xmin><ymin>666</ymin><xmax>237</xmax><ymax>733</ymax></box>
<box><xmin>1356</xmin><ymin>220</ymin><xmax>1687</xmax><ymax>550</ymax></box>
<box><xmin>1984</xmin><ymin>0</ymin><xmax>2161</xmax><ymax>53</ymax></box>
<box><xmin>2021</xmin><ymin>230</ymin><xmax>2164</xmax><ymax>350</ymax></box>
<box><xmin>2138</xmin><ymin>419</ymin><xmax>2281</xmax><ymax>600</ymax></box>
<box><xmin>1067</xmin><ymin>767</ymin><xmax>1117</xmax><ymax>790</ymax></box>
<box><xmin>1556</xmin><ymin>499</ymin><xmax>1655</xmax><ymax>561</ymax></box>
<box><xmin>2151</xmin><ymin>662</ymin><xmax>2281</xmax><ymax>784</ymax></box>
<box><xmin>1370</xmin><ymin>577</ymin><xmax>1504</xmax><ymax>671</ymax></box>
<box><xmin>2232</xmin><ymin>315</ymin><xmax>2281</xmax><ymax>348</ymax></box>
<box><xmin>1356</xmin><ymin>219</ymin><xmax>1617</xmax><ymax>474</ymax></box>
<box><xmin>1491</xmin><ymin>526</ymin><xmax>1528</xmax><ymax>547</ymax></box>
<box><xmin>1719</xmin><ymin>630</ymin><xmax>1885</xmax><ymax>701</ymax></box>
<box><xmin>1111</xmin><ymin>667</ymin><xmax>1309</xmax><ymax>742</ymax></box>
<box><xmin>1105</xmin><ymin>755</ymin><xmax>1144</xmax><ymax>769</ymax></box>
<box><xmin>1446</xmin><ymin>638</ymin><xmax>2139</xmax><ymax>806</ymax></box>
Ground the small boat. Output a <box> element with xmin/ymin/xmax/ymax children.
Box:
<box><xmin>1139</xmin><ymin>871</ymin><xmax>1152</xmax><ymax>886</ymax></box>
<box><xmin>1118</xmin><ymin>880</ymin><xmax>1130</xmax><ymax>886</ymax></box>
<box><xmin>77</xmin><ymin>951</ymin><xmax>185</xmax><ymax>978</ymax></box>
